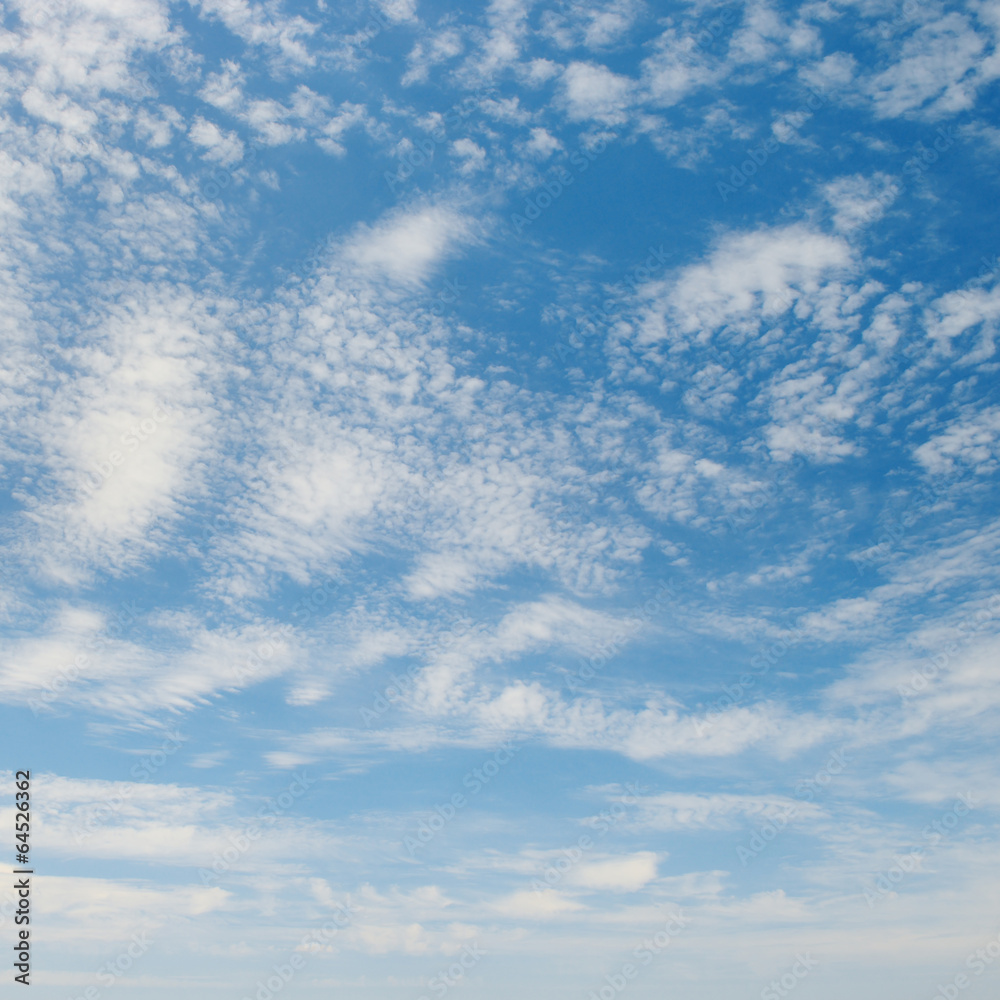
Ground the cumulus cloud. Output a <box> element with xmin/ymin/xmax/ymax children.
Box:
<box><xmin>341</xmin><ymin>204</ymin><xmax>481</xmax><ymax>287</ymax></box>
<box><xmin>560</xmin><ymin>61</ymin><xmax>634</xmax><ymax>124</ymax></box>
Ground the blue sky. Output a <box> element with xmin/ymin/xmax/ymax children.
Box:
<box><xmin>1</xmin><ymin>0</ymin><xmax>999</xmax><ymax>997</ymax></box>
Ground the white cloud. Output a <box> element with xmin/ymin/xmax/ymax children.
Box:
<box><xmin>377</xmin><ymin>0</ymin><xmax>418</xmax><ymax>23</ymax></box>
<box><xmin>914</xmin><ymin>406</ymin><xmax>1000</xmax><ymax>476</ymax></box>
<box><xmin>762</xmin><ymin>370</ymin><xmax>862</xmax><ymax>463</ymax></box>
<box><xmin>317</xmin><ymin>102</ymin><xmax>368</xmax><ymax>156</ymax></box>
<box><xmin>639</xmin><ymin>29</ymin><xmax>721</xmax><ymax>107</ymax></box>
<box><xmin>188</xmin><ymin>116</ymin><xmax>245</xmax><ymax>166</ymax></box>
<box><xmin>522</xmin><ymin>127</ymin><xmax>562</xmax><ymax>159</ymax></box>
<box><xmin>560</xmin><ymin>61</ymin><xmax>633</xmax><ymax>124</ymax></box>
<box><xmin>199</xmin><ymin>61</ymin><xmax>246</xmax><ymax>114</ymax></box>
<box><xmin>0</xmin><ymin>607</ymin><xmax>302</xmax><ymax>716</ymax></box>
<box><xmin>455</xmin><ymin>0</ymin><xmax>534</xmax><ymax>84</ymax></box>
<box><xmin>402</xmin><ymin>28</ymin><xmax>464</xmax><ymax>86</ymax></box>
<box><xmin>31</xmin><ymin>875</ymin><xmax>229</xmax><ymax>945</ymax></box>
<box><xmin>866</xmin><ymin>13</ymin><xmax>989</xmax><ymax>118</ymax></box>
<box><xmin>800</xmin><ymin>51</ymin><xmax>857</xmax><ymax>92</ymax></box>
<box><xmin>581</xmin><ymin>4</ymin><xmax>640</xmax><ymax>48</ymax></box>
<box><xmin>628</xmin><ymin>792</ymin><xmax>824</xmax><ymax>831</ymax></box>
<box><xmin>541</xmin><ymin>1</ymin><xmax>642</xmax><ymax>50</ymax></box>
<box><xmin>194</xmin><ymin>0</ymin><xmax>318</xmax><ymax>68</ymax></box>
<box><xmin>565</xmin><ymin>852</ymin><xmax>659</xmax><ymax>892</ymax></box>
<box><xmin>823</xmin><ymin>173</ymin><xmax>898</xmax><ymax>232</ymax></box>
<box><xmin>134</xmin><ymin>106</ymin><xmax>183</xmax><ymax>147</ymax></box>
<box><xmin>342</xmin><ymin>204</ymin><xmax>480</xmax><ymax>287</ymax></box>
<box><xmin>7</xmin><ymin>288</ymin><xmax>227</xmax><ymax>583</ymax></box>
<box><xmin>635</xmin><ymin>223</ymin><xmax>855</xmax><ymax>345</ymax></box>
<box><xmin>1</xmin><ymin>0</ymin><xmax>999</xmax><ymax>989</ymax></box>
<box><xmin>923</xmin><ymin>283</ymin><xmax>1000</xmax><ymax>351</ymax></box>
<box><xmin>245</xmin><ymin>97</ymin><xmax>305</xmax><ymax>145</ymax></box>
<box><xmin>450</xmin><ymin>138</ymin><xmax>487</xmax><ymax>174</ymax></box>
<box><xmin>4</xmin><ymin>0</ymin><xmax>175</xmax><ymax>101</ymax></box>
<box><xmin>491</xmin><ymin>888</ymin><xmax>585</xmax><ymax>918</ymax></box>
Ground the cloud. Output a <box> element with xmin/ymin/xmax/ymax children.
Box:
<box><xmin>5</xmin><ymin>0</ymin><xmax>175</xmax><ymax>101</ymax></box>
<box><xmin>402</xmin><ymin>28</ymin><xmax>464</xmax><ymax>86</ymax></box>
<box><xmin>560</xmin><ymin>61</ymin><xmax>633</xmax><ymax>124</ymax></box>
<box><xmin>914</xmin><ymin>406</ymin><xmax>1000</xmax><ymax>476</ymax></box>
<box><xmin>451</xmin><ymin>138</ymin><xmax>487</xmax><ymax>174</ymax></box>
<box><xmin>188</xmin><ymin>116</ymin><xmax>245</xmax><ymax>166</ymax></box>
<box><xmin>866</xmin><ymin>13</ymin><xmax>989</xmax><ymax>118</ymax></box>
<box><xmin>199</xmin><ymin>61</ymin><xmax>246</xmax><ymax>113</ymax></box>
<box><xmin>31</xmin><ymin>875</ymin><xmax>229</xmax><ymax>945</ymax></box>
<box><xmin>2</xmin><ymin>0</ymin><xmax>1000</xmax><ymax>991</ymax></box>
<box><xmin>639</xmin><ymin>28</ymin><xmax>721</xmax><ymax>107</ymax></box>
<box><xmin>635</xmin><ymin>224</ymin><xmax>855</xmax><ymax>345</ymax></box>
<box><xmin>194</xmin><ymin>0</ymin><xmax>318</xmax><ymax>68</ymax></box>
<box><xmin>491</xmin><ymin>889</ymin><xmax>585</xmax><ymax>918</ymax></box>
<box><xmin>541</xmin><ymin>1</ymin><xmax>642</xmax><ymax>50</ymax></box>
<box><xmin>522</xmin><ymin>127</ymin><xmax>562</xmax><ymax>159</ymax></box>
<box><xmin>923</xmin><ymin>282</ymin><xmax>1000</xmax><ymax>352</ymax></box>
<box><xmin>800</xmin><ymin>51</ymin><xmax>857</xmax><ymax>92</ymax></box>
<box><xmin>6</xmin><ymin>288</ymin><xmax>227</xmax><ymax>583</ymax></box>
<box><xmin>627</xmin><ymin>793</ymin><xmax>824</xmax><ymax>831</ymax></box>
<box><xmin>341</xmin><ymin>204</ymin><xmax>481</xmax><ymax>287</ymax></box>
<box><xmin>564</xmin><ymin>852</ymin><xmax>660</xmax><ymax>892</ymax></box>
<box><xmin>823</xmin><ymin>173</ymin><xmax>898</xmax><ymax>232</ymax></box>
